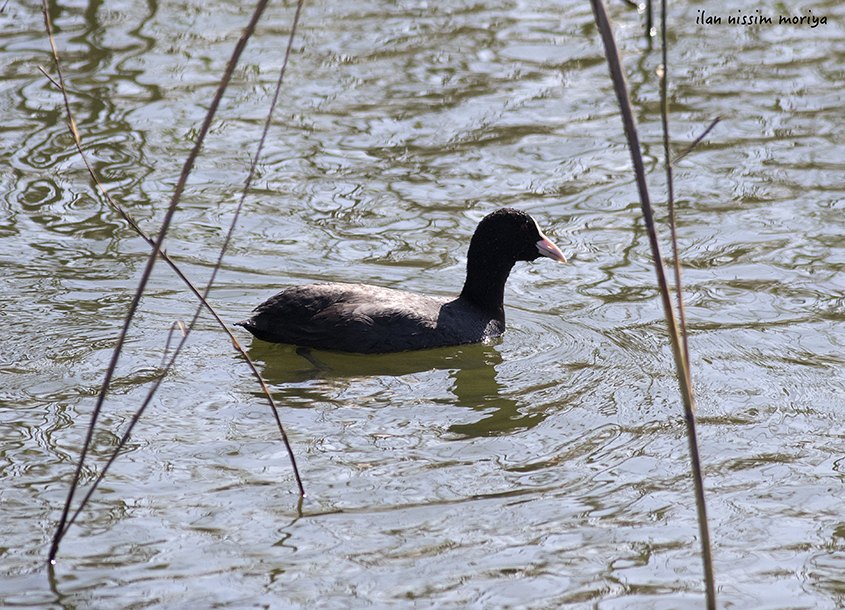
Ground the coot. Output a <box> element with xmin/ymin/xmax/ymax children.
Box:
<box><xmin>236</xmin><ymin>208</ymin><xmax>565</xmax><ymax>353</ymax></box>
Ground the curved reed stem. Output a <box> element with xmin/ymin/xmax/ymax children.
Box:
<box><xmin>44</xmin><ymin>0</ymin><xmax>307</xmax><ymax>563</ymax></box>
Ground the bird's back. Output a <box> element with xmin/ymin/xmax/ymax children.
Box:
<box><xmin>236</xmin><ymin>282</ymin><xmax>503</xmax><ymax>353</ymax></box>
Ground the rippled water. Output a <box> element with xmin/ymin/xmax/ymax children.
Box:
<box><xmin>3</xmin><ymin>0</ymin><xmax>845</xmax><ymax>608</ymax></box>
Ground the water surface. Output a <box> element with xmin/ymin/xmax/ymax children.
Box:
<box><xmin>2</xmin><ymin>0</ymin><xmax>845</xmax><ymax>608</ymax></box>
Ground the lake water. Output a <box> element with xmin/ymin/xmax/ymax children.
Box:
<box><xmin>3</xmin><ymin>0</ymin><xmax>845</xmax><ymax>608</ymax></box>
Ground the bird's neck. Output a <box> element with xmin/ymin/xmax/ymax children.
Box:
<box><xmin>459</xmin><ymin>258</ymin><xmax>513</xmax><ymax>320</ymax></box>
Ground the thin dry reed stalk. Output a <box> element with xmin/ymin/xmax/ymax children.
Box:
<box><xmin>658</xmin><ymin>0</ymin><xmax>716</xmax><ymax>606</ymax></box>
<box><xmin>589</xmin><ymin>0</ymin><xmax>716</xmax><ymax>605</ymax></box>
<box><xmin>44</xmin><ymin>0</ymin><xmax>307</xmax><ymax>563</ymax></box>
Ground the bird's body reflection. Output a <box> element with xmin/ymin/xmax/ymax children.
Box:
<box><xmin>245</xmin><ymin>341</ymin><xmax>546</xmax><ymax>438</ymax></box>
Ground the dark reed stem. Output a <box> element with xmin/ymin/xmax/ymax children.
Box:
<box><xmin>44</xmin><ymin>0</ymin><xmax>306</xmax><ymax>563</ymax></box>
<box><xmin>659</xmin><ymin>25</ymin><xmax>689</xmax><ymax>382</ymax></box>
<box><xmin>589</xmin><ymin>0</ymin><xmax>716</xmax><ymax>606</ymax></box>
<box><xmin>673</xmin><ymin>117</ymin><xmax>721</xmax><ymax>165</ymax></box>
<box><xmin>659</xmin><ymin>0</ymin><xmax>716</xmax><ymax>606</ymax></box>
<box><xmin>57</xmin><ymin>0</ymin><xmax>310</xmax><ymax>540</ymax></box>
